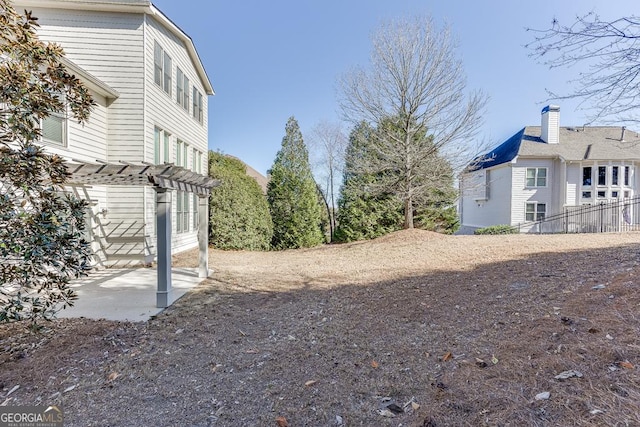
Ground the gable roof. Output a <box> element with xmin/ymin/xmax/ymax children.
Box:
<box><xmin>471</xmin><ymin>125</ymin><xmax>640</xmax><ymax>171</ymax></box>
<box><xmin>13</xmin><ymin>0</ymin><xmax>214</xmax><ymax>95</ymax></box>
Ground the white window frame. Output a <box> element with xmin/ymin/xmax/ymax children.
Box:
<box><xmin>40</xmin><ymin>112</ymin><xmax>67</xmax><ymax>147</ymax></box>
<box><xmin>154</xmin><ymin>126</ymin><xmax>171</xmax><ymax>164</ymax></box>
<box><xmin>154</xmin><ymin>41</ymin><xmax>172</xmax><ymax>95</ymax></box>
<box><xmin>176</xmin><ymin>67</ymin><xmax>189</xmax><ymax>111</ymax></box>
<box><xmin>176</xmin><ymin>190</ymin><xmax>190</xmax><ymax>233</ymax></box>
<box><xmin>525</xmin><ymin>167</ymin><xmax>547</xmax><ymax>187</ymax></box>
<box><xmin>192</xmin><ymin>87</ymin><xmax>203</xmax><ymax>124</ymax></box>
<box><xmin>525</xmin><ymin>202</ymin><xmax>546</xmax><ymax>222</ymax></box>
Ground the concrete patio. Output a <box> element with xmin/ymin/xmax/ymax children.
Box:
<box><xmin>58</xmin><ymin>267</ymin><xmax>207</xmax><ymax>322</ymax></box>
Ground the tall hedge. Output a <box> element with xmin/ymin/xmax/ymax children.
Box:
<box><xmin>208</xmin><ymin>152</ymin><xmax>273</xmax><ymax>250</ymax></box>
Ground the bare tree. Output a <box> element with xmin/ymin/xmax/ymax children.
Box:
<box><xmin>527</xmin><ymin>13</ymin><xmax>640</xmax><ymax>123</ymax></box>
<box><xmin>306</xmin><ymin>120</ymin><xmax>347</xmax><ymax>240</ymax></box>
<box><xmin>339</xmin><ymin>15</ymin><xmax>487</xmax><ymax>229</ymax></box>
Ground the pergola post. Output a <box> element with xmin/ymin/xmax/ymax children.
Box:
<box><xmin>155</xmin><ymin>188</ymin><xmax>173</xmax><ymax>308</ymax></box>
<box><xmin>198</xmin><ymin>194</ymin><xmax>209</xmax><ymax>278</ymax></box>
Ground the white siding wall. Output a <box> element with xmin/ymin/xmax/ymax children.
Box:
<box><xmin>25</xmin><ymin>7</ymin><xmax>209</xmax><ymax>262</ymax></box>
<box><xmin>566</xmin><ymin>163</ymin><xmax>580</xmax><ymax>205</ymax></box>
<box><xmin>144</xmin><ymin>16</ymin><xmax>209</xmax><ymax>254</ymax></box>
<box><xmin>460</xmin><ymin>165</ymin><xmax>512</xmax><ymax>228</ymax></box>
<box><xmin>511</xmin><ymin>159</ymin><xmax>554</xmax><ymax>225</ymax></box>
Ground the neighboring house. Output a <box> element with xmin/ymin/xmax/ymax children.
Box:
<box><xmin>13</xmin><ymin>0</ymin><xmax>215</xmax><ymax>266</ymax></box>
<box><xmin>460</xmin><ymin>105</ymin><xmax>640</xmax><ymax>232</ymax></box>
<box><xmin>227</xmin><ymin>155</ymin><xmax>269</xmax><ymax>194</ymax></box>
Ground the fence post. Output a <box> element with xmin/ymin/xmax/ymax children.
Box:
<box><xmin>599</xmin><ymin>202</ymin><xmax>604</xmax><ymax>233</ymax></box>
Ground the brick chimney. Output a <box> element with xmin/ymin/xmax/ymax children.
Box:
<box><xmin>541</xmin><ymin>105</ymin><xmax>560</xmax><ymax>144</ymax></box>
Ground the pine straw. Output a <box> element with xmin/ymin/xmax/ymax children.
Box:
<box><xmin>1</xmin><ymin>231</ymin><xmax>639</xmax><ymax>426</ymax></box>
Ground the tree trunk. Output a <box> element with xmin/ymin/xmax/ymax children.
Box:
<box><xmin>404</xmin><ymin>197</ymin><xmax>414</xmax><ymax>229</ymax></box>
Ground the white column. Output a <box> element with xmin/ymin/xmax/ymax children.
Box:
<box><xmin>198</xmin><ymin>194</ymin><xmax>209</xmax><ymax>278</ymax></box>
<box><xmin>155</xmin><ymin>188</ymin><xmax>173</xmax><ymax>308</ymax></box>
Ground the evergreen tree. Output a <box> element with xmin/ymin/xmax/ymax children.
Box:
<box><xmin>334</xmin><ymin>122</ymin><xmax>402</xmax><ymax>242</ymax></box>
<box><xmin>0</xmin><ymin>1</ymin><xmax>94</xmax><ymax>324</ymax></box>
<box><xmin>267</xmin><ymin>117</ymin><xmax>324</xmax><ymax>249</ymax></box>
<box><xmin>208</xmin><ymin>152</ymin><xmax>273</xmax><ymax>250</ymax></box>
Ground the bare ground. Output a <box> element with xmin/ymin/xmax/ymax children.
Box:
<box><xmin>1</xmin><ymin>231</ymin><xmax>639</xmax><ymax>426</ymax></box>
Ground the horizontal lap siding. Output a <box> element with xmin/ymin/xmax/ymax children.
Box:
<box><xmin>511</xmin><ymin>159</ymin><xmax>554</xmax><ymax>225</ymax></box>
<box><xmin>144</xmin><ymin>17</ymin><xmax>209</xmax><ymax>253</ymax></box>
<box><xmin>461</xmin><ymin>166</ymin><xmax>512</xmax><ymax>228</ymax></box>
<box><xmin>31</xmin><ymin>8</ymin><xmax>146</xmax><ymax>163</ymax></box>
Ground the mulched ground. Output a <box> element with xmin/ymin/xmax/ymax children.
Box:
<box><xmin>1</xmin><ymin>231</ymin><xmax>639</xmax><ymax>426</ymax></box>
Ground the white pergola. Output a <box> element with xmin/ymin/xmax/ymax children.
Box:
<box><xmin>65</xmin><ymin>161</ymin><xmax>219</xmax><ymax>308</ymax></box>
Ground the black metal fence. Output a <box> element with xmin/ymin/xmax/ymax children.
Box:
<box><xmin>518</xmin><ymin>196</ymin><xmax>640</xmax><ymax>234</ymax></box>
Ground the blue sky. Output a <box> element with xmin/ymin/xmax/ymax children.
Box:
<box><xmin>153</xmin><ymin>0</ymin><xmax>637</xmax><ymax>176</ymax></box>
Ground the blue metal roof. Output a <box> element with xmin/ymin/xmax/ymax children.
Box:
<box><xmin>468</xmin><ymin>127</ymin><xmax>526</xmax><ymax>171</ymax></box>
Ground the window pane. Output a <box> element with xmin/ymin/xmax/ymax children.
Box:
<box><xmin>582</xmin><ymin>167</ymin><xmax>592</xmax><ymax>186</ymax></box>
<box><xmin>154</xmin><ymin>42</ymin><xmax>162</xmax><ymax>86</ymax></box>
<box><xmin>163</xmin><ymin>53</ymin><xmax>172</xmax><ymax>94</ymax></box>
<box><xmin>612</xmin><ymin>191</ymin><xmax>619</xmax><ymax>198</ymax></box>
<box><xmin>598</xmin><ymin>166</ymin><xmax>606</xmax><ymax>186</ymax></box>
<box><xmin>526</xmin><ymin>168</ymin><xmax>535</xmax><ymax>187</ymax></box>
<box><xmin>163</xmin><ymin>132</ymin><xmax>170</xmax><ymax>163</ymax></box>
<box><xmin>176</xmin><ymin>68</ymin><xmax>183</xmax><ymax>104</ymax></box>
<box><xmin>582</xmin><ymin>191</ymin><xmax>592</xmax><ymax>199</ymax></box>
<box><xmin>154</xmin><ymin>127</ymin><xmax>160</xmax><ymax>164</ymax></box>
<box><xmin>537</xmin><ymin>203</ymin><xmax>546</xmax><ymax>214</ymax></box>
<box><xmin>612</xmin><ymin>166</ymin><xmax>619</xmax><ymax>186</ymax></box>
<box><xmin>624</xmin><ymin>167</ymin><xmax>630</xmax><ymax>185</ymax></box>
<box><xmin>183</xmin><ymin>76</ymin><xmax>190</xmax><ymax>110</ymax></box>
<box><xmin>42</xmin><ymin>114</ymin><xmax>64</xmax><ymax>145</ymax></box>
<box><xmin>176</xmin><ymin>140</ymin><xmax>182</xmax><ymax>166</ymax></box>
<box><xmin>597</xmin><ymin>191</ymin><xmax>606</xmax><ymax>198</ymax></box>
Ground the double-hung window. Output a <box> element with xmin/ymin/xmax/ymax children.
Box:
<box><xmin>176</xmin><ymin>191</ymin><xmax>190</xmax><ymax>233</ymax></box>
<box><xmin>154</xmin><ymin>41</ymin><xmax>172</xmax><ymax>95</ymax></box>
<box><xmin>525</xmin><ymin>202</ymin><xmax>546</xmax><ymax>221</ymax></box>
<box><xmin>525</xmin><ymin>167</ymin><xmax>546</xmax><ymax>187</ymax></box>
<box><xmin>154</xmin><ymin>126</ymin><xmax>171</xmax><ymax>164</ymax></box>
<box><xmin>176</xmin><ymin>67</ymin><xmax>189</xmax><ymax>110</ymax></box>
<box><xmin>192</xmin><ymin>87</ymin><xmax>203</xmax><ymax>124</ymax></box>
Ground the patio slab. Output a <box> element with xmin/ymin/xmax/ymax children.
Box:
<box><xmin>58</xmin><ymin>267</ymin><xmax>207</xmax><ymax>322</ymax></box>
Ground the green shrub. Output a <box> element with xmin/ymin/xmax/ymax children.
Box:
<box><xmin>208</xmin><ymin>152</ymin><xmax>273</xmax><ymax>250</ymax></box>
<box><xmin>474</xmin><ymin>225</ymin><xmax>518</xmax><ymax>235</ymax></box>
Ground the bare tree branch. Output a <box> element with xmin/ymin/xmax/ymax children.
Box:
<box><xmin>527</xmin><ymin>13</ymin><xmax>640</xmax><ymax>123</ymax></box>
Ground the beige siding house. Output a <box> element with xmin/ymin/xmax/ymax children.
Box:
<box><xmin>15</xmin><ymin>0</ymin><xmax>214</xmax><ymax>265</ymax></box>
<box><xmin>460</xmin><ymin>105</ymin><xmax>640</xmax><ymax>233</ymax></box>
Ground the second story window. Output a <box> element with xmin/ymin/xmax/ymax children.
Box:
<box><xmin>192</xmin><ymin>87</ymin><xmax>203</xmax><ymax>124</ymax></box>
<box><xmin>154</xmin><ymin>41</ymin><xmax>172</xmax><ymax>95</ymax></box>
<box><xmin>526</xmin><ymin>167</ymin><xmax>547</xmax><ymax>187</ymax></box>
<box><xmin>176</xmin><ymin>67</ymin><xmax>190</xmax><ymax>111</ymax></box>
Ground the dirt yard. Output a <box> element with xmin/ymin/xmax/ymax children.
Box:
<box><xmin>1</xmin><ymin>231</ymin><xmax>639</xmax><ymax>426</ymax></box>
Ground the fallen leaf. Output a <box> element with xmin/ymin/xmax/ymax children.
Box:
<box><xmin>63</xmin><ymin>384</ymin><xmax>77</xmax><ymax>393</ymax></box>
<box><xmin>442</xmin><ymin>352</ymin><xmax>453</xmax><ymax>362</ymax></box>
<box><xmin>411</xmin><ymin>401</ymin><xmax>420</xmax><ymax>410</ymax></box>
<box><xmin>275</xmin><ymin>416</ymin><xmax>289</xmax><ymax>427</ymax></box>
<box><xmin>304</xmin><ymin>380</ymin><xmax>317</xmax><ymax>387</ymax></box>
<box><xmin>491</xmin><ymin>355</ymin><xmax>499</xmax><ymax>365</ymax></box>
<box><xmin>107</xmin><ymin>372</ymin><xmax>120</xmax><ymax>382</ymax></box>
<box><xmin>371</xmin><ymin>360</ymin><xmax>379</xmax><ymax>368</ymax></box>
<box><xmin>619</xmin><ymin>361</ymin><xmax>634</xmax><ymax>369</ymax></box>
